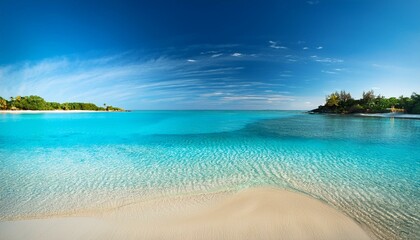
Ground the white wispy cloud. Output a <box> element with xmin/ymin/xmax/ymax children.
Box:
<box><xmin>222</xmin><ymin>94</ymin><xmax>295</xmax><ymax>102</ymax></box>
<box><xmin>3</xmin><ymin>42</ymin><xmax>355</xmax><ymax>110</ymax></box>
<box><xmin>211</xmin><ymin>53</ymin><xmax>223</xmax><ymax>58</ymax></box>
<box><xmin>311</xmin><ymin>55</ymin><xmax>344</xmax><ymax>63</ymax></box>
<box><xmin>0</xmin><ymin>51</ymin><xmax>299</xmax><ymax>109</ymax></box>
<box><xmin>200</xmin><ymin>50</ymin><xmax>218</xmax><ymax>55</ymax></box>
<box><xmin>321</xmin><ymin>70</ymin><xmax>338</xmax><ymax>74</ymax></box>
<box><xmin>200</xmin><ymin>92</ymin><xmax>225</xmax><ymax>97</ymax></box>
<box><xmin>317</xmin><ymin>46</ymin><xmax>323</xmax><ymax>50</ymax></box>
<box><xmin>0</xmin><ymin>54</ymin><xmax>228</xmax><ymax>107</ymax></box>
<box><xmin>269</xmin><ymin>40</ymin><xmax>287</xmax><ymax>49</ymax></box>
<box><xmin>303</xmin><ymin>47</ymin><xmax>309</xmax><ymax>50</ymax></box>
<box><xmin>280</xmin><ymin>74</ymin><xmax>292</xmax><ymax>77</ymax></box>
<box><xmin>283</xmin><ymin>55</ymin><xmax>299</xmax><ymax>63</ymax></box>
<box><xmin>316</xmin><ymin>58</ymin><xmax>343</xmax><ymax>63</ymax></box>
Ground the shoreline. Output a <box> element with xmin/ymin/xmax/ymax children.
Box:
<box><xmin>0</xmin><ymin>187</ymin><xmax>371</xmax><ymax>240</ymax></box>
<box><xmin>355</xmin><ymin>113</ymin><xmax>420</xmax><ymax>119</ymax></box>
<box><xmin>308</xmin><ymin>111</ymin><xmax>420</xmax><ymax>119</ymax></box>
<box><xmin>0</xmin><ymin>110</ymin><xmax>126</xmax><ymax>114</ymax></box>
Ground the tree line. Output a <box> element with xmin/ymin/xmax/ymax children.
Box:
<box><xmin>0</xmin><ymin>95</ymin><xmax>124</xmax><ymax>111</ymax></box>
<box><xmin>311</xmin><ymin>91</ymin><xmax>420</xmax><ymax>114</ymax></box>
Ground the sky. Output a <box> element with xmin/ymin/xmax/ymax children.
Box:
<box><xmin>0</xmin><ymin>0</ymin><xmax>419</xmax><ymax>110</ymax></box>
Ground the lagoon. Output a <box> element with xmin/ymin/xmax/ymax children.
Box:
<box><xmin>0</xmin><ymin>111</ymin><xmax>419</xmax><ymax>239</ymax></box>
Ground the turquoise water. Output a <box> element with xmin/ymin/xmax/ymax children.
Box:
<box><xmin>0</xmin><ymin>111</ymin><xmax>419</xmax><ymax>239</ymax></box>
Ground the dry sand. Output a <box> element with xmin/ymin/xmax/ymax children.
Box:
<box><xmin>0</xmin><ymin>188</ymin><xmax>371</xmax><ymax>240</ymax></box>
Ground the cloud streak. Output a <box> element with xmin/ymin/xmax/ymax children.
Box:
<box><xmin>0</xmin><ymin>50</ymin><xmax>303</xmax><ymax>109</ymax></box>
<box><xmin>5</xmin><ymin>41</ymin><xmax>407</xmax><ymax>110</ymax></box>
<box><xmin>310</xmin><ymin>55</ymin><xmax>343</xmax><ymax>63</ymax></box>
<box><xmin>269</xmin><ymin>41</ymin><xmax>288</xmax><ymax>49</ymax></box>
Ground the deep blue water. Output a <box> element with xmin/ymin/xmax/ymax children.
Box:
<box><xmin>0</xmin><ymin>111</ymin><xmax>419</xmax><ymax>239</ymax></box>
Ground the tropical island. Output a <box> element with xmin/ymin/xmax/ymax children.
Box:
<box><xmin>310</xmin><ymin>90</ymin><xmax>420</xmax><ymax>114</ymax></box>
<box><xmin>0</xmin><ymin>95</ymin><xmax>124</xmax><ymax>111</ymax></box>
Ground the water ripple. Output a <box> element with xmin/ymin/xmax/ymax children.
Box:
<box><xmin>1</xmin><ymin>112</ymin><xmax>419</xmax><ymax>239</ymax></box>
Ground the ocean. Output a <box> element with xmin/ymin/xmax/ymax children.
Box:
<box><xmin>0</xmin><ymin>111</ymin><xmax>419</xmax><ymax>239</ymax></box>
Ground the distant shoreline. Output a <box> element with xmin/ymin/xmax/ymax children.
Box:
<box><xmin>0</xmin><ymin>110</ymin><xmax>127</xmax><ymax>114</ymax></box>
<box><xmin>355</xmin><ymin>113</ymin><xmax>420</xmax><ymax>119</ymax></box>
<box><xmin>1</xmin><ymin>95</ymin><xmax>125</xmax><ymax>112</ymax></box>
<box><xmin>308</xmin><ymin>112</ymin><xmax>420</xmax><ymax>119</ymax></box>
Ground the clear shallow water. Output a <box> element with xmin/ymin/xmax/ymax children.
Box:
<box><xmin>0</xmin><ymin>111</ymin><xmax>419</xmax><ymax>239</ymax></box>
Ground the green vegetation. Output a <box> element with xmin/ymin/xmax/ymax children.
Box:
<box><xmin>0</xmin><ymin>95</ymin><xmax>124</xmax><ymax>111</ymax></box>
<box><xmin>311</xmin><ymin>91</ymin><xmax>420</xmax><ymax>114</ymax></box>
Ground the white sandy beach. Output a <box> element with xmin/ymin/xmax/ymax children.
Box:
<box><xmin>357</xmin><ymin>113</ymin><xmax>420</xmax><ymax>119</ymax></box>
<box><xmin>0</xmin><ymin>110</ymin><xmax>108</xmax><ymax>114</ymax></box>
<box><xmin>0</xmin><ymin>188</ymin><xmax>371</xmax><ymax>240</ymax></box>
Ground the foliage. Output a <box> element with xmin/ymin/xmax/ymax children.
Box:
<box><xmin>410</xmin><ymin>93</ymin><xmax>420</xmax><ymax>114</ymax></box>
<box><xmin>311</xmin><ymin>91</ymin><xmax>420</xmax><ymax>114</ymax></box>
<box><xmin>1</xmin><ymin>95</ymin><xmax>124</xmax><ymax>111</ymax></box>
<box><xmin>9</xmin><ymin>95</ymin><xmax>50</xmax><ymax>110</ymax></box>
<box><xmin>106</xmin><ymin>105</ymin><xmax>124</xmax><ymax>111</ymax></box>
<box><xmin>0</xmin><ymin>97</ymin><xmax>8</xmax><ymax>110</ymax></box>
<box><xmin>326</xmin><ymin>93</ymin><xmax>340</xmax><ymax>107</ymax></box>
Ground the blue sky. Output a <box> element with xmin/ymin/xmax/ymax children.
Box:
<box><xmin>0</xmin><ymin>0</ymin><xmax>419</xmax><ymax>110</ymax></box>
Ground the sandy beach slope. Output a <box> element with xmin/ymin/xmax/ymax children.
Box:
<box><xmin>0</xmin><ymin>188</ymin><xmax>371</xmax><ymax>240</ymax></box>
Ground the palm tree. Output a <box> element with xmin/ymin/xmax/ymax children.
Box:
<box><xmin>326</xmin><ymin>93</ymin><xmax>339</xmax><ymax>107</ymax></box>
